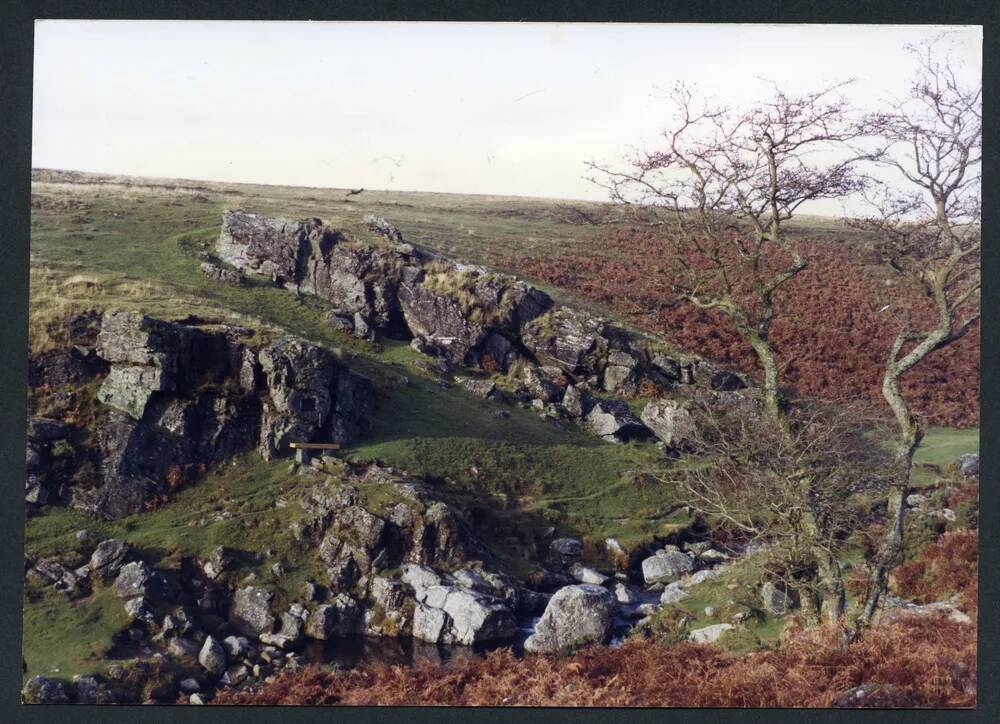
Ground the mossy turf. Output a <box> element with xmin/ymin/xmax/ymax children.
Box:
<box><xmin>638</xmin><ymin>555</ymin><xmax>789</xmax><ymax>656</ymax></box>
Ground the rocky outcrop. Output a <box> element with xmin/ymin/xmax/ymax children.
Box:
<box><xmin>257</xmin><ymin>337</ymin><xmax>374</xmax><ymax>459</ymax></box>
<box><xmin>295</xmin><ymin>465</ymin><xmax>469</xmax><ymax>593</ymax></box>
<box><xmin>523</xmin><ymin>584</ymin><xmax>616</xmax><ymax>653</ymax></box>
<box><xmin>29</xmin><ymin>311</ymin><xmax>376</xmax><ymax>518</ymax></box>
<box><xmin>217</xmin><ymin>210</ymin><xmax>415</xmax><ymax>337</ymax></box>
<box><xmin>212</xmin><ymin>211</ymin><xmax>747</xmax><ymax>447</ymax></box>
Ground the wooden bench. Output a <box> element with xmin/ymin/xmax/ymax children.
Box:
<box><xmin>289</xmin><ymin>442</ymin><xmax>341</xmax><ymax>463</ymax></box>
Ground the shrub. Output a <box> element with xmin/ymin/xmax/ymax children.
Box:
<box><xmin>212</xmin><ymin>614</ymin><xmax>976</xmax><ymax>707</ymax></box>
<box><xmin>891</xmin><ymin>529</ymin><xmax>978</xmax><ymax>607</ymax></box>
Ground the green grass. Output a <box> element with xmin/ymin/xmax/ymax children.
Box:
<box><xmin>22</xmin><ymin>582</ymin><xmax>131</xmax><ymax>680</ymax></box>
<box><xmin>22</xmin><ymin>453</ymin><xmax>334</xmax><ymax>682</ymax></box>
<box><xmin>912</xmin><ymin>427</ymin><xmax>979</xmax><ymax>486</ymax></box>
<box><xmin>915</xmin><ymin>427</ymin><xmax>979</xmax><ymax>468</ymax></box>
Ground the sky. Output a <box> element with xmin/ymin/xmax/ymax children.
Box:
<box><xmin>32</xmin><ymin>22</ymin><xmax>982</xmax><ymax>211</ymax></box>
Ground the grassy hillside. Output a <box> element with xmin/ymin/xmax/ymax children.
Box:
<box><xmin>24</xmin><ymin>169</ymin><xmax>978</xmax><ymax>683</ymax></box>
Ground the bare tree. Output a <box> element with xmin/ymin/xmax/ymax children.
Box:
<box><xmin>670</xmin><ymin>396</ymin><xmax>891</xmax><ymax>624</ymax></box>
<box><xmin>851</xmin><ymin>39</ymin><xmax>981</xmax><ymax>629</ymax></box>
<box><xmin>587</xmin><ymin>82</ymin><xmax>867</xmax><ymax>428</ymax></box>
<box><xmin>588</xmin><ymin>83</ymin><xmax>876</xmax><ymax>624</ymax></box>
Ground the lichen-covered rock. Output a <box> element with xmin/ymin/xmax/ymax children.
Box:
<box><xmin>457</xmin><ymin>376</ymin><xmax>498</xmax><ymax>400</ymax></box>
<box><xmin>97</xmin><ymin>365</ymin><xmax>172</xmax><ymax>419</ymax></box>
<box><xmin>521</xmin><ymin>366</ymin><xmax>564</xmax><ymax>403</ymax></box>
<box><xmin>521</xmin><ymin>308</ymin><xmax>602</xmax><ymax>374</ymax></box>
<box><xmin>398</xmin><ymin>281</ymin><xmax>489</xmax><ymax>366</ymax></box>
<box><xmin>229</xmin><ymin>586</ymin><xmax>275</xmax><ymax>637</ymax></box>
<box><xmin>217</xmin><ymin>210</ymin><xmax>336</xmax><ymax>285</ymax></box>
<box><xmin>198</xmin><ymin>636</ymin><xmax>228</xmax><ymax>676</ymax></box>
<box><xmin>689</xmin><ymin>623</ymin><xmax>734</xmax><ymax>643</ymax></box>
<box><xmin>412</xmin><ymin>583</ymin><xmax>516</xmax><ymax>646</ymax></box>
<box><xmin>363</xmin><ymin>213</ymin><xmax>404</xmax><ymax>243</ymax></box>
<box><xmin>412</xmin><ymin>602</ymin><xmax>449</xmax><ymax>643</ymax></box>
<box><xmin>548</xmin><ymin>538</ymin><xmax>583</xmax><ymax>571</ymax></box>
<box><xmin>640</xmin><ymin>399</ymin><xmax>697</xmax><ymax>450</ymax></box>
<box><xmin>523</xmin><ymin>584</ymin><xmax>615</xmax><ymax>653</ymax></box>
<box><xmin>760</xmin><ymin>581</ymin><xmax>792</xmax><ymax>615</ymax></box>
<box><xmin>641</xmin><ymin>548</ymin><xmax>694</xmax><ymax>584</ymax></box>
<box><xmin>256</xmin><ymin>337</ymin><xmax>374</xmax><ymax>459</ymax></box>
<box><xmin>660</xmin><ymin>582</ymin><xmax>690</xmax><ymax>605</ymax></box>
<box><xmin>584</xmin><ymin>399</ymin><xmax>652</xmax><ymax>443</ymax></box>
<box><xmin>560</xmin><ymin>385</ymin><xmax>594</xmax><ymax>419</ymax></box>
<box><xmin>569</xmin><ymin>563</ymin><xmax>609</xmax><ymax>586</ymax></box>
<box><xmin>959</xmin><ymin>453</ymin><xmax>979</xmax><ymax>478</ymax></box>
<box><xmin>114</xmin><ymin>561</ymin><xmax>167</xmax><ymax>600</ymax></box>
<box><xmin>365</xmin><ymin>576</ymin><xmax>413</xmax><ymax>637</ymax></box>
<box><xmin>22</xmin><ymin>675</ymin><xmax>70</xmax><ymax>704</ymax></box>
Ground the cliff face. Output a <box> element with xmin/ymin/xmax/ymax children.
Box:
<box><xmin>28</xmin><ymin>311</ymin><xmax>375</xmax><ymax>519</ymax></box>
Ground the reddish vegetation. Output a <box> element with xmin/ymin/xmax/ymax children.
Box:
<box><xmin>212</xmin><ymin>615</ymin><xmax>975</xmax><ymax>707</ymax></box>
<box><xmin>892</xmin><ymin>529</ymin><xmax>979</xmax><ymax>607</ymax></box>
<box><xmin>503</xmin><ymin>228</ymin><xmax>979</xmax><ymax>426</ymax></box>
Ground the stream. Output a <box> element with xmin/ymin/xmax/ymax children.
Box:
<box><xmin>109</xmin><ymin>588</ymin><xmax>663</xmax><ymax>674</ymax></box>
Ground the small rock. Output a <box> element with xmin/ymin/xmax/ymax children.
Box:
<box><xmin>198</xmin><ymin>636</ymin><xmax>228</xmax><ymax>676</ymax></box>
<box><xmin>569</xmin><ymin>563</ymin><xmax>608</xmax><ymax>585</ymax></box>
<box><xmin>958</xmin><ymin>453</ymin><xmax>979</xmax><ymax>478</ymax></box>
<box><xmin>548</xmin><ymin>538</ymin><xmax>583</xmax><ymax>570</ymax></box>
<box><xmin>689</xmin><ymin>623</ymin><xmax>734</xmax><ymax>644</ymax></box>
<box><xmin>641</xmin><ymin>548</ymin><xmax>694</xmax><ymax>584</ymax></box>
<box><xmin>760</xmin><ymin>582</ymin><xmax>792</xmax><ymax>615</ymax></box>
<box><xmin>612</xmin><ymin>581</ymin><xmax>636</xmax><ymax>604</ymax></box>
<box><xmin>222</xmin><ymin>635</ymin><xmax>250</xmax><ymax>658</ymax></box>
<box><xmin>168</xmin><ymin>637</ymin><xmax>201</xmax><ymax>657</ymax></box>
<box><xmin>660</xmin><ymin>582</ymin><xmax>690</xmax><ymax>605</ymax></box>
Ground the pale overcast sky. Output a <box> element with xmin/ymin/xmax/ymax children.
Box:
<box><xmin>32</xmin><ymin>21</ymin><xmax>982</xmax><ymax>209</ymax></box>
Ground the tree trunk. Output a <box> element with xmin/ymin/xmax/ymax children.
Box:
<box><xmin>856</xmin><ymin>367</ymin><xmax>921</xmax><ymax>629</ymax></box>
<box><xmin>797</xmin><ymin>582</ymin><xmax>821</xmax><ymax>625</ymax></box>
<box><xmin>818</xmin><ymin>555</ymin><xmax>846</xmax><ymax>624</ymax></box>
<box><xmin>748</xmin><ymin>331</ymin><xmax>787</xmax><ymax>433</ymax></box>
